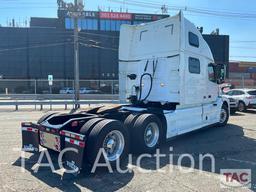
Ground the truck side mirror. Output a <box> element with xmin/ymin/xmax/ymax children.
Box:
<box><xmin>215</xmin><ymin>64</ymin><xmax>226</xmax><ymax>84</ymax></box>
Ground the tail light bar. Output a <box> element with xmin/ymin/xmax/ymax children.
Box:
<box><xmin>21</xmin><ymin>127</ymin><xmax>38</xmax><ymax>133</ymax></box>
<box><xmin>65</xmin><ymin>137</ymin><xmax>86</xmax><ymax>148</ymax></box>
<box><xmin>59</xmin><ymin>130</ymin><xmax>85</xmax><ymax>141</ymax></box>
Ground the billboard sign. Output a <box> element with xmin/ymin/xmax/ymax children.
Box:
<box><xmin>64</xmin><ymin>10</ymin><xmax>98</xmax><ymax>18</ymax></box>
<box><xmin>99</xmin><ymin>12</ymin><xmax>132</xmax><ymax>20</ymax></box>
<box><xmin>84</xmin><ymin>11</ymin><xmax>98</xmax><ymax>18</ymax></box>
<box><xmin>134</xmin><ymin>14</ymin><xmax>153</xmax><ymax>21</ymax></box>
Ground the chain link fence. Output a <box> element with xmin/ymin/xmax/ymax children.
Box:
<box><xmin>0</xmin><ymin>79</ymin><xmax>119</xmax><ymax>95</ymax></box>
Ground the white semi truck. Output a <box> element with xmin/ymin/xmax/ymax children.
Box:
<box><xmin>21</xmin><ymin>12</ymin><xmax>229</xmax><ymax>173</ymax></box>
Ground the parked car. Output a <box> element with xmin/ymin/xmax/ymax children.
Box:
<box><xmin>221</xmin><ymin>95</ymin><xmax>238</xmax><ymax>114</ymax></box>
<box><xmin>79</xmin><ymin>87</ymin><xmax>101</xmax><ymax>94</ymax></box>
<box><xmin>60</xmin><ymin>87</ymin><xmax>101</xmax><ymax>94</ymax></box>
<box><xmin>220</xmin><ymin>84</ymin><xmax>238</xmax><ymax>114</ymax></box>
<box><xmin>225</xmin><ymin>89</ymin><xmax>256</xmax><ymax>112</ymax></box>
<box><xmin>59</xmin><ymin>87</ymin><xmax>74</xmax><ymax>94</ymax></box>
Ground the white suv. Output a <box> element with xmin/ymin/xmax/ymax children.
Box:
<box><xmin>225</xmin><ymin>89</ymin><xmax>256</xmax><ymax>112</ymax></box>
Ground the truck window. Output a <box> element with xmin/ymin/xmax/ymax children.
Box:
<box><xmin>208</xmin><ymin>64</ymin><xmax>216</xmax><ymax>83</ymax></box>
<box><xmin>189</xmin><ymin>57</ymin><xmax>200</xmax><ymax>74</ymax></box>
<box><xmin>189</xmin><ymin>32</ymin><xmax>199</xmax><ymax>47</ymax></box>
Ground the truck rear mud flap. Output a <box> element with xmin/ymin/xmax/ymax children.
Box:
<box><xmin>60</xmin><ymin>130</ymin><xmax>86</xmax><ymax>173</ymax></box>
<box><xmin>21</xmin><ymin>123</ymin><xmax>39</xmax><ymax>153</ymax></box>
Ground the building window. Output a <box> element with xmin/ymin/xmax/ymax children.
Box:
<box><xmin>78</xmin><ymin>19</ymin><xmax>82</xmax><ymax>29</ymax></box>
<box><xmin>92</xmin><ymin>19</ymin><xmax>98</xmax><ymax>30</ymax></box>
<box><xmin>81</xmin><ymin>19</ymin><xmax>98</xmax><ymax>30</ymax></box>
<box><xmin>66</xmin><ymin>18</ymin><xmax>98</xmax><ymax>30</ymax></box>
<box><xmin>65</xmin><ymin>18</ymin><xmax>74</xmax><ymax>29</ymax></box>
<box><xmin>189</xmin><ymin>32</ymin><xmax>199</xmax><ymax>47</ymax></box>
<box><xmin>100</xmin><ymin>20</ymin><xmax>131</xmax><ymax>31</ymax></box>
<box><xmin>122</xmin><ymin>20</ymin><xmax>131</xmax><ymax>25</ymax></box>
<box><xmin>100</xmin><ymin>20</ymin><xmax>106</xmax><ymax>31</ymax></box>
<box><xmin>100</xmin><ymin>19</ymin><xmax>111</xmax><ymax>31</ymax></box>
<box><xmin>116</xmin><ymin>20</ymin><xmax>121</xmax><ymax>31</ymax></box>
<box><xmin>81</xmin><ymin>19</ymin><xmax>87</xmax><ymax>29</ymax></box>
<box><xmin>189</xmin><ymin>57</ymin><xmax>200</xmax><ymax>74</ymax></box>
<box><xmin>105</xmin><ymin>20</ymin><xmax>111</xmax><ymax>31</ymax></box>
<box><xmin>110</xmin><ymin>20</ymin><xmax>116</xmax><ymax>31</ymax></box>
<box><xmin>208</xmin><ymin>64</ymin><xmax>216</xmax><ymax>83</ymax></box>
<box><xmin>87</xmin><ymin>19</ymin><xmax>98</xmax><ymax>30</ymax></box>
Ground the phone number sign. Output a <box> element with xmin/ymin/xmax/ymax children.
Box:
<box><xmin>99</xmin><ymin>12</ymin><xmax>132</xmax><ymax>20</ymax></box>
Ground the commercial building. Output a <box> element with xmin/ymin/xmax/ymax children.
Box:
<box><xmin>0</xmin><ymin>8</ymin><xmax>229</xmax><ymax>80</ymax></box>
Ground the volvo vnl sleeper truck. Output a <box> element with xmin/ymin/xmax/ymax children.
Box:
<box><xmin>21</xmin><ymin>12</ymin><xmax>229</xmax><ymax>173</ymax></box>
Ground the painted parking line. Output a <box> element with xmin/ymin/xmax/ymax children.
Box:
<box><xmin>224</xmin><ymin>158</ymin><xmax>256</xmax><ymax>166</ymax></box>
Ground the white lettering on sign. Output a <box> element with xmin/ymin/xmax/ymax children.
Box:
<box><xmin>99</xmin><ymin>12</ymin><xmax>132</xmax><ymax>20</ymax></box>
<box><xmin>220</xmin><ymin>169</ymin><xmax>251</xmax><ymax>189</ymax></box>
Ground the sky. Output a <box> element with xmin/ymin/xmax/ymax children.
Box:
<box><xmin>1</xmin><ymin>0</ymin><xmax>256</xmax><ymax>62</ymax></box>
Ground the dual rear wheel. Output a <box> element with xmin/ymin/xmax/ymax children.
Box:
<box><xmin>82</xmin><ymin>114</ymin><xmax>163</xmax><ymax>168</ymax></box>
<box><xmin>125</xmin><ymin>114</ymin><xmax>163</xmax><ymax>153</ymax></box>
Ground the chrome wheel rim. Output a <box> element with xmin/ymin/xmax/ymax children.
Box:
<box><xmin>144</xmin><ymin>122</ymin><xmax>159</xmax><ymax>148</ymax></box>
<box><xmin>103</xmin><ymin>130</ymin><xmax>125</xmax><ymax>162</ymax></box>
<box><xmin>220</xmin><ymin>108</ymin><xmax>227</xmax><ymax>124</ymax></box>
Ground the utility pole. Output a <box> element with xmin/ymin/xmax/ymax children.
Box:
<box><xmin>74</xmin><ymin>0</ymin><xmax>80</xmax><ymax>109</ymax></box>
<box><xmin>64</xmin><ymin>0</ymin><xmax>84</xmax><ymax>109</ymax></box>
<box><xmin>161</xmin><ymin>4</ymin><xmax>168</xmax><ymax>14</ymax></box>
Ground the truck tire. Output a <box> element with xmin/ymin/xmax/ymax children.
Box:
<box><xmin>79</xmin><ymin>118</ymin><xmax>104</xmax><ymax>135</ymax></box>
<box><xmin>86</xmin><ymin>119</ymin><xmax>129</xmax><ymax>168</ymax></box>
<box><xmin>124</xmin><ymin>113</ymin><xmax>141</xmax><ymax>131</ymax></box>
<box><xmin>37</xmin><ymin>112</ymin><xmax>58</xmax><ymax>124</ymax></box>
<box><xmin>218</xmin><ymin>104</ymin><xmax>229</xmax><ymax>127</ymax></box>
<box><xmin>132</xmin><ymin>114</ymin><xmax>163</xmax><ymax>153</ymax></box>
<box><xmin>238</xmin><ymin>101</ymin><xmax>246</xmax><ymax>112</ymax></box>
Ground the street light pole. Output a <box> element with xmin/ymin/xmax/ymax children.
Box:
<box><xmin>73</xmin><ymin>0</ymin><xmax>80</xmax><ymax>109</ymax></box>
<box><xmin>62</xmin><ymin>0</ymin><xmax>84</xmax><ymax>109</ymax></box>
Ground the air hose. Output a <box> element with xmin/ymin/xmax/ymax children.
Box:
<box><xmin>138</xmin><ymin>73</ymin><xmax>153</xmax><ymax>102</ymax></box>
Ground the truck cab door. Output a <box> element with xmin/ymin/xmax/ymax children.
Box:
<box><xmin>207</xmin><ymin>64</ymin><xmax>219</xmax><ymax>102</ymax></box>
<box><xmin>203</xmin><ymin>64</ymin><xmax>219</xmax><ymax>124</ymax></box>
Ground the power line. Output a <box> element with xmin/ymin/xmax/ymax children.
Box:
<box><xmin>0</xmin><ymin>6</ymin><xmax>56</xmax><ymax>9</ymax></box>
<box><xmin>231</xmin><ymin>46</ymin><xmax>256</xmax><ymax>50</ymax></box>
<box><xmin>108</xmin><ymin>0</ymin><xmax>256</xmax><ymax>19</ymax></box>
<box><xmin>231</xmin><ymin>41</ymin><xmax>256</xmax><ymax>43</ymax></box>
<box><xmin>79</xmin><ymin>42</ymin><xmax>118</xmax><ymax>51</ymax></box>
<box><xmin>0</xmin><ymin>39</ymin><xmax>73</xmax><ymax>48</ymax></box>
<box><xmin>0</xmin><ymin>42</ymin><xmax>72</xmax><ymax>53</ymax></box>
<box><xmin>230</xmin><ymin>56</ymin><xmax>256</xmax><ymax>58</ymax></box>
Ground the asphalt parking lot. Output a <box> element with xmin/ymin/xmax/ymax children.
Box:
<box><xmin>0</xmin><ymin>109</ymin><xmax>255</xmax><ymax>192</ymax></box>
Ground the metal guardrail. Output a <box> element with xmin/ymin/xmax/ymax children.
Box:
<box><xmin>0</xmin><ymin>94</ymin><xmax>119</xmax><ymax>101</ymax></box>
<box><xmin>0</xmin><ymin>100</ymin><xmax>119</xmax><ymax>110</ymax></box>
